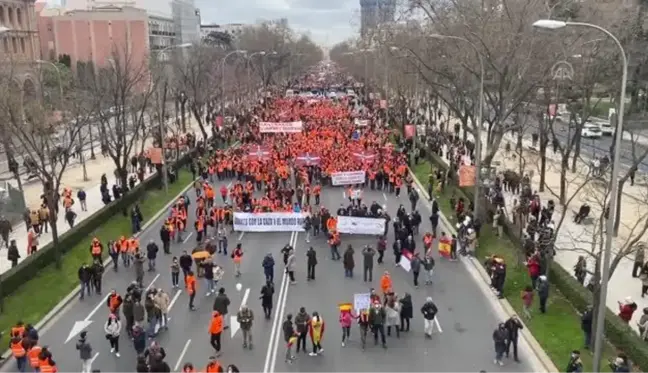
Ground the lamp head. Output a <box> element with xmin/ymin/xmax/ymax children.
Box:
<box><xmin>532</xmin><ymin>20</ymin><xmax>567</xmax><ymax>30</ymax></box>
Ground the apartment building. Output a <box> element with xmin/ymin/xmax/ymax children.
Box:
<box><xmin>0</xmin><ymin>0</ymin><xmax>40</xmax><ymax>95</ymax></box>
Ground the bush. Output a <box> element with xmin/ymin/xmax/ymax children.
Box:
<box><xmin>0</xmin><ymin>149</ymin><xmax>196</xmax><ymax>299</ymax></box>
<box><xmin>424</xmin><ymin>151</ymin><xmax>648</xmax><ymax>370</ymax></box>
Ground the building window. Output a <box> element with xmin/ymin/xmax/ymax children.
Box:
<box><xmin>20</xmin><ymin>37</ymin><xmax>25</xmax><ymax>53</ymax></box>
<box><xmin>11</xmin><ymin>37</ymin><xmax>16</xmax><ymax>53</ymax></box>
<box><xmin>0</xmin><ymin>7</ymin><xmax>5</xmax><ymax>27</ymax></box>
<box><xmin>16</xmin><ymin>8</ymin><xmax>21</xmax><ymax>29</ymax></box>
<box><xmin>7</xmin><ymin>7</ymin><xmax>13</xmax><ymax>28</ymax></box>
<box><xmin>2</xmin><ymin>38</ymin><xmax>6</xmax><ymax>52</ymax></box>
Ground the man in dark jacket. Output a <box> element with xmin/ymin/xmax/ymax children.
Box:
<box><xmin>146</xmin><ymin>240</ymin><xmax>159</xmax><ymax>271</ymax></box>
<box><xmin>262</xmin><ymin>253</ymin><xmax>275</xmax><ymax>283</ymax></box>
<box><xmin>306</xmin><ymin>247</ymin><xmax>317</xmax><ymax>281</ymax></box>
<box><xmin>7</xmin><ymin>239</ymin><xmax>19</xmax><ymax>267</ymax></box>
<box><xmin>293</xmin><ymin>307</ymin><xmax>310</xmax><ymax>353</ymax></box>
<box><xmin>0</xmin><ymin>216</ymin><xmax>12</xmax><ymax>248</ymax></box>
<box><xmin>504</xmin><ymin>315</ymin><xmax>523</xmax><ymax>362</ymax></box>
<box><xmin>421</xmin><ymin>297</ymin><xmax>438</xmax><ymax>338</ymax></box>
<box><xmin>179</xmin><ymin>251</ymin><xmax>193</xmax><ymax>284</ymax></box>
<box><xmin>362</xmin><ymin>245</ymin><xmax>375</xmax><ymax>282</ymax></box>
<box><xmin>282</xmin><ymin>314</ymin><xmax>295</xmax><ymax>364</ymax></box>
<box><xmin>160</xmin><ymin>225</ymin><xmax>171</xmax><ymax>254</ymax></box>
<box><xmin>581</xmin><ymin>306</ymin><xmax>593</xmax><ymax>349</ymax></box>
<box><xmin>410</xmin><ymin>253</ymin><xmax>421</xmax><ymax>287</ymax></box>
<box><xmin>78</xmin><ymin>264</ymin><xmax>92</xmax><ymax>300</ymax></box>
<box><xmin>213</xmin><ymin>288</ymin><xmax>231</xmax><ymax>329</ymax></box>
<box><xmin>368</xmin><ymin>302</ymin><xmax>386</xmax><ymax>348</ymax></box>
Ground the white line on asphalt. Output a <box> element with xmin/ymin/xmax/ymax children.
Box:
<box><xmin>167</xmin><ymin>289</ymin><xmax>182</xmax><ymax>314</ymax></box>
<box><xmin>263</xmin><ymin>232</ymin><xmax>293</xmax><ymax>373</ymax></box>
<box><xmin>268</xmin><ymin>231</ymin><xmax>297</xmax><ymax>373</ymax></box>
<box><xmin>428</xmin><ymin>298</ymin><xmax>443</xmax><ymax>333</ymax></box>
<box><xmin>145</xmin><ymin>274</ymin><xmax>160</xmax><ymax>291</ymax></box>
<box><xmin>238</xmin><ymin>232</ymin><xmax>245</xmax><ymax>241</ymax></box>
<box><xmin>182</xmin><ymin>232</ymin><xmax>193</xmax><ymax>243</ymax></box>
<box><xmin>382</xmin><ymin>192</ymin><xmax>387</xmax><ymax>201</ymax></box>
<box><xmin>226</xmin><ymin>181</ymin><xmax>233</xmax><ymax>188</ymax></box>
<box><xmin>174</xmin><ymin>339</ymin><xmax>192</xmax><ymax>371</ymax></box>
<box><xmin>90</xmin><ymin>352</ymin><xmax>100</xmax><ymax>365</ymax></box>
<box><xmin>85</xmin><ymin>294</ymin><xmax>110</xmax><ymax>322</ymax></box>
<box><xmin>342</xmin><ymin>190</ymin><xmax>346</xmax><ymax>199</ymax></box>
<box><xmin>240</xmin><ymin>287</ymin><xmax>250</xmax><ymax>308</ymax></box>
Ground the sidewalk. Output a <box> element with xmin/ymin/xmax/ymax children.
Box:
<box><xmin>438</xmin><ymin>119</ymin><xmax>648</xmax><ymax>332</ymax></box>
<box><xmin>0</xmin><ymin>117</ymin><xmax>205</xmax><ymax>274</ymax></box>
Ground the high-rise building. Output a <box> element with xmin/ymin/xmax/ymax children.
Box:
<box><xmin>171</xmin><ymin>0</ymin><xmax>198</xmax><ymax>44</ymax></box>
<box><xmin>359</xmin><ymin>0</ymin><xmax>395</xmax><ymax>38</ymax></box>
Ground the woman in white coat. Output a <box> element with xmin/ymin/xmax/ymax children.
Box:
<box><xmin>104</xmin><ymin>313</ymin><xmax>122</xmax><ymax>357</ymax></box>
<box><xmin>385</xmin><ymin>293</ymin><xmax>401</xmax><ymax>338</ymax></box>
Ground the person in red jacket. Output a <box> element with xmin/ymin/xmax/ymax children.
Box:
<box><xmin>525</xmin><ymin>254</ymin><xmax>541</xmax><ymax>288</ymax></box>
<box><xmin>618</xmin><ymin>297</ymin><xmax>638</xmax><ymax>323</ymax></box>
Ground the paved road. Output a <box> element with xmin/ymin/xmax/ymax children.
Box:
<box><xmin>2</xmin><ymin>181</ymin><xmax>548</xmax><ymax>372</ymax></box>
<box><xmin>523</xmin><ymin>117</ymin><xmax>648</xmax><ymax>172</ymax></box>
<box><xmin>270</xmin><ymin>186</ymin><xmax>540</xmax><ymax>372</ymax></box>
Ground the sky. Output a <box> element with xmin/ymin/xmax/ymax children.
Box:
<box><xmin>45</xmin><ymin>0</ymin><xmax>361</xmax><ymax>47</ymax></box>
<box><xmin>196</xmin><ymin>0</ymin><xmax>360</xmax><ymax>46</ymax></box>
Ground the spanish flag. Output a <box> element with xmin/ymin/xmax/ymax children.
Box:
<box><xmin>338</xmin><ymin>302</ymin><xmax>353</xmax><ymax>312</ymax></box>
<box><xmin>439</xmin><ymin>238</ymin><xmax>451</xmax><ymax>259</ymax></box>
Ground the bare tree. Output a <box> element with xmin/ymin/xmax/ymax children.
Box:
<box><xmin>0</xmin><ymin>63</ymin><xmax>91</xmax><ymax>268</ymax></box>
<box><xmin>91</xmin><ymin>48</ymin><xmax>156</xmax><ymax>188</ymax></box>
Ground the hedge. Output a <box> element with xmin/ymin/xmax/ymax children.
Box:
<box><xmin>423</xmin><ymin>149</ymin><xmax>648</xmax><ymax>370</ymax></box>
<box><xmin>0</xmin><ymin>149</ymin><xmax>196</xmax><ymax>300</ymax></box>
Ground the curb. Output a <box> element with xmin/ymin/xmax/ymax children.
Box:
<box><xmin>408</xmin><ymin>165</ymin><xmax>559</xmax><ymax>373</ymax></box>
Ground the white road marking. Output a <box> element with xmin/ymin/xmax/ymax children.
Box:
<box><xmin>145</xmin><ymin>274</ymin><xmax>160</xmax><ymax>291</ymax></box>
<box><xmin>342</xmin><ymin>191</ymin><xmax>346</xmax><ymax>199</ymax></box>
<box><xmin>167</xmin><ymin>289</ymin><xmax>182</xmax><ymax>316</ymax></box>
<box><xmin>90</xmin><ymin>352</ymin><xmax>100</xmax><ymax>365</ymax></box>
<box><xmin>182</xmin><ymin>232</ymin><xmax>193</xmax><ymax>243</ymax></box>
<box><xmin>268</xmin><ymin>231</ymin><xmax>297</xmax><ymax>373</ymax></box>
<box><xmin>383</xmin><ymin>192</ymin><xmax>387</xmax><ymax>201</ymax></box>
<box><xmin>173</xmin><ymin>339</ymin><xmax>192</xmax><ymax>371</ymax></box>
<box><xmin>428</xmin><ymin>295</ymin><xmax>443</xmax><ymax>333</ymax></box>
<box><xmin>240</xmin><ymin>287</ymin><xmax>250</xmax><ymax>308</ymax></box>
<box><xmin>238</xmin><ymin>232</ymin><xmax>245</xmax><ymax>241</ymax></box>
<box><xmin>263</xmin><ymin>232</ymin><xmax>294</xmax><ymax>373</ymax></box>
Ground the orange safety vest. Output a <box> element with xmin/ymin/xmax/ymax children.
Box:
<box><xmin>91</xmin><ymin>243</ymin><xmax>101</xmax><ymax>255</ymax></box>
<box><xmin>11</xmin><ymin>326</ymin><xmax>25</xmax><ymax>337</ymax></box>
<box><xmin>10</xmin><ymin>341</ymin><xmax>26</xmax><ymax>357</ymax></box>
<box><xmin>186</xmin><ymin>275</ymin><xmax>196</xmax><ymax>295</ymax></box>
<box><xmin>205</xmin><ymin>362</ymin><xmax>222</xmax><ymax>373</ymax></box>
<box><xmin>39</xmin><ymin>362</ymin><xmax>56</xmax><ymax>373</ymax></box>
<box><xmin>233</xmin><ymin>251</ymin><xmax>242</xmax><ymax>263</ymax></box>
<box><xmin>28</xmin><ymin>346</ymin><xmax>42</xmax><ymax>367</ymax></box>
<box><xmin>209</xmin><ymin>314</ymin><xmax>223</xmax><ymax>334</ymax></box>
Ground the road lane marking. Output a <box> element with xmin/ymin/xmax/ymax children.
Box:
<box><xmin>263</xmin><ymin>232</ymin><xmax>293</xmax><ymax>373</ymax></box>
<box><xmin>238</xmin><ymin>232</ymin><xmax>245</xmax><ymax>241</ymax></box>
<box><xmin>65</xmin><ymin>292</ymin><xmax>111</xmax><ymax>343</ymax></box>
<box><xmin>383</xmin><ymin>192</ymin><xmax>387</xmax><ymax>201</ymax></box>
<box><xmin>182</xmin><ymin>232</ymin><xmax>193</xmax><ymax>243</ymax></box>
<box><xmin>90</xmin><ymin>352</ymin><xmax>99</xmax><ymax>365</ymax></box>
<box><xmin>145</xmin><ymin>274</ymin><xmax>160</xmax><ymax>291</ymax></box>
<box><xmin>166</xmin><ymin>289</ymin><xmax>182</xmax><ymax>319</ymax></box>
<box><xmin>173</xmin><ymin>339</ymin><xmax>192</xmax><ymax>371</ymax></box>
<box><xmin>268</xmin><ymin>231</ymin><xmax>297</xmax><ymax>373</ymax></box>
<box><xmin>231</xmin><ymin>288</ymin><xmax>251</xmax><ymax>338</ymax></box>
<box><xmin>342</xmin><ymin>190</ymin><xmax>346</xmax><ymax>199</ymax></box>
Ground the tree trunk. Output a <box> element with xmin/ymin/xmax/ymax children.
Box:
<box><xmin>181</xmin><ymin>101</ymin><xmax>187</xmax><ymax>133</ymax></box>
<box><xmin>614</xmin><ymin>177</ymin><xmax>627</xmax><ymax>235</ymax></box>
<box><xmin>117</xmin><ymin>167</ymin><xmax>128</xmax><ymax>190</ymax></box>
<box><xmin>572</xmin><ymin>133</ymin><xmax>582</xmax><ymax>173</ymax></box>
<box><xmin>539</xmin><ymin>118</ymin><xmax>547</xmax><ymax>192</ymax></box>
<box><xmin>560</xmin><ymin>155</ymin><xmax>568</xmax><ymax>205</ymax></box>
<box><xmin>48</xmin><ymin>190</ymin><xmax>61</xmax><ymax>269</ymax></box>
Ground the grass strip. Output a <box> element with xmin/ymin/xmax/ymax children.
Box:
<box><xmin>0</xmin><ymin>170</ymin><xmax>193</xmax><ymax>347</ymax></box>
<box><xmin>412</xmin><ymin>160</ymin><xmax>618</xmax><ymax>372</ymax></box>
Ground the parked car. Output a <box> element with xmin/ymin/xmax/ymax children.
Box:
<box><xmin>599</xmin><ymin>122</ymin><xmax>614</xmax><ymax>136</ymax></box>
<box><xmin>582</xmin><ymin>122</ymin><xmax>602</xmax><ymax>138</ymax></box>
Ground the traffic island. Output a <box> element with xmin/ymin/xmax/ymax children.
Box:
<box><xmin>410</xmin><ymin>156</ymin><xmax>627</xmax><ymax>372</ymax></box>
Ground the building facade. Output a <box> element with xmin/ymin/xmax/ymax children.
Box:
<box><xmin>37</xmin><ymin>5</ymin><xmax>149</xmax><ymax>70</ymax></box>
<box><xmin>200</xmin><ymin>23</ymin><xmax>244</xmax><ymax>42</ymax></box>
<box><xmin>148</xmin><ymin>13</ymin><xmax>175</xmax><ymax>52</ymax></box>
<box><xmin>359</xmin><ymin>0</ymin><xmax>395</xmax><ymax>38</ymax></box>
<box><xmin>171</xmin><ymin>0</ymin><xmax>198</xmax><ymax>44</ymax></box>
<box><xmin>0</xmin><ymin>0</ymin><xmax>40</xmax><ymax>94</ymax></box>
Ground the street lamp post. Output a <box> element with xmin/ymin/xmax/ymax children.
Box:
<box><xmin>288</xmin><ymin>53</ymin><xmax>304</xmax><ymax>87</ymax></box>
<box><xmin>533</xmin><ymin>19</ymin><xmax>628</xmax><ymax>373</ymax></box>
<box><xmin>221</xmin><ymin>50</ymin><xmax>247</xmax><ymax>118</ymax></box>
<box><xmin>247</xmin><ymin>51</ymin><xmax>276</xmax><ymax>96</ymax></box>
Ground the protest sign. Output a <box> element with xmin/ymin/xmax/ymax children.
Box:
<box><xmin>331</xmin><ymin>171</ymin><xmax>366</xmax><ymax>186</ymax></box>
<box><xmin>353</xmin><ymin>293</ymin><xmax>371</xmax><ymax>311</ymax></box>
<box><xmin>458</xmin><ymin>165</ymin><xmax>476</xmax><ymax>187</ymax></box>
<box><xmin>354</xmin><ymin>119</ymin><xmax>369</xmax><ymax>127</ymax></box>
<box><xmin>337</xmin><ymin>216</ymin><xmax>385</xmax><ymax>235</ymax></box>
<box><xmin>259</xmin><ymin>121</ymin><xmax>303</xmax><ymax>133</ymax></box>
<box><xmin>233</xmin><ymin>212</ymin><xmax>306</xmax><ymax>232</ymax></box>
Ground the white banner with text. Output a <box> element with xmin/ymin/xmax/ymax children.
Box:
<box><xmin>337</xmin><ymin>216</ymin><xmax>385</xmax><ymax>235</ymax></box>
<box><xmin>331</xmin><ymin>171</ymin><xmax>366</xmax><ymax>186</ymax></box>
<box><xmin>259</xmin><ymin>121</ymin><xmax>303</xmax><ymax>133</ymax></box>
<box><xmin>233</xmin><ymin>212</ymin><xmax>306</xmax><ymax>232</ymax></box>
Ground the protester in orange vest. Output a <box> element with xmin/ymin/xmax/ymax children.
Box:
<box><xmin>327</xmin><ymin>231</ymin><xmax>341</xmax><ymax>261</ymax></box>
<box><xmin>11</xmin><ymin>321</ymin><xmax>25</xmax><ymax>339</ymax></box>
<box><xmin>90</xmin><ymin>238</ymin><xmax>103</xmax><ymax>261</ymax></box>
<box><xmin>380</xmin><ymin>271</ymin><xmax>393</xmax><ymax>298</ymax></box>
<box><xmin>107</xmin><ymin>289</ymin><xmax>123</xmax><ymax>313</ymax></box>
<box><xmin>37</xmin><ymin>347</ymin><xmax>57</xmax><ymax>373</ymax></box>
<box><xmin>27</xmin><ymin>229</ymin><xmax>38</xmax><ymax>255</ymax></box>
<box><xmin>205</xmin><ymin>356</ymin><xmax>224</xmax><ymax>372</ymax></box>
<box><xmin>186</xmin><ymin>271</ymin><xmax>197</xmax><ymax>310</ymax></box>
<box><xmin>232</xmin><ymin>243</ymin><xmax>243</xmax><ymax>277</ymax></box>
<box><xmin>209</xmin><ymin>311</ymin><xmax>224</xmax><ymax>356</ymax></box>
<box><xmin>195</xmin><ymin>216</ymin><xmax>205</xmax><ymax>243</ymax></box>
<box><xmin>27</xmin><ymin>343</ymin><xmax>42</xmax><ymax>371</ymax></box>
<box><xmin>10</xmin><ymin>333</ymin><xmax>27</xmax><ymax>372</ymax></box>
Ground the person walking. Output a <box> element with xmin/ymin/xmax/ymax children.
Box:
<box><xmin>262</xmin><ymin>253</ymin><xmax>275</xmax><ymax>283</ymax></box>
<box><xmin>410</xmin><ymin>253</ymin><xmax>421</xmax><ymax>287</ymax></box>
<box><xmin>294</xmin><ymin>307</ymin><xmax>310</xmax><ymax>354</ymax></box>
<box><xmin>421</xmin><ymin>297</ymin><xmax>438</xmax><ymax>339</ymax></box>
<box><xmin>282</xmin><ymin>314</ymin><xmax>296</xmax><ymax>364</ymax></box>
<box><xmin>504</xmin><ymin>315</ymin><xmax>523</xmax><ymax>363</ymax></box>
<box><xmin>232</xmin><ymin>244</ymin><xmax>243</xmax><ymax>277</ymax></box>
<box><xmin>306</xmin><ymin>247</ymin><xmax>317</xmax><ymax>281</ymax></box>
<box><xmin>308</xmin><ymin>311</ymin><xmax>325</xmax><ymax>356</ymax></box>
<box><xmin>187</xmin><ymin>271</ymin><xmax>197</xmax><ymax>311</ymax></box>
<box><xmin>213</xmin><ymin>288</ymin><xmax>231</xmax><ymax>330</ymax></box>
<box><xmin>339</xmin><ymin>306</ymin><xmax>353</xmax><ymax>347</ymax></box>
<box><xmin>362</xmin><ymin>245</ymin><xmax>375</xmax><ymax>282</ymax></box>
<box><xmin>260</xmin><ymin>281</ymin><xmax>274</xmax><ymax>319</ymax></box>
<box><xmin>369</xmin><ymin>302</ymin><xmax>387</xmax><ymax>348</ymax></box>
<box><xmin>493</xmin><ymin>323</ymin><xmax>508</xmax><ymax>366</ymax></box>
<box><xmin>286</xmin><ymin>248</ymin><xmax>297</xmax><ymax>284</ymax></box>
<box><xmin>154</xmin><ymin>289</ymin><xmax>170</xmax><ymax>331</ymax></box>
<box><xmin>343</xmin><ymin>245</ymin><xmax>355</xmax><ymax>278</ymax></box>
<box><xmin>75</xmin><ymin>331</ymin><xmax>93</xmax><ymax>373</ymax></box>
<box><xmin>237</xmin><ymin>306</ymin><xmax>254</xmax><ymax>349</ymax></box>
<box><xmin>103</xmin><ymin>314</ymin><xmax>121</xmax><ymax>358</ymax></box>
<box><xmin>209</xmin><ymin>311</ymin><xmax>224</xmax><ymax>356</ymax></box>
<box><xmin>399</xmin><ymin>293</ymin><xmax>413</xmax><ymax>332</ymax></box>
